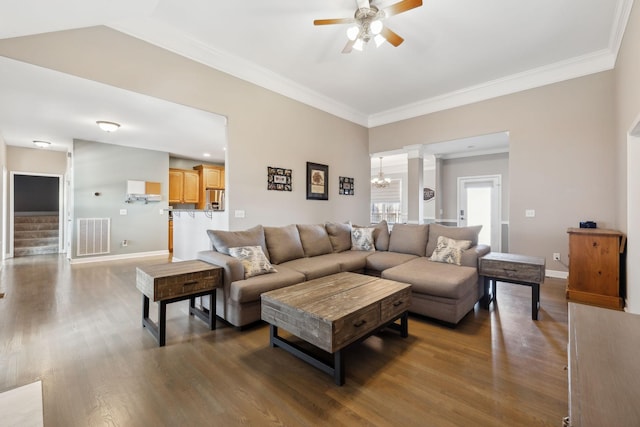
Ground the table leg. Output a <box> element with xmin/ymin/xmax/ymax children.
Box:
<box><xmin>400</xmin><ymin>311</ymin><xmax>409</xmax><ymax>338</ymax></box>
<box><xmin>334</xmin><ymin>350</ymin><xmax>345</xmax><ymax>386</ymax></box>
<box><xmin>270</xmin><ymin>324</ymin><xmax>278</xmax><ymax>348</ymax></box>
<box><xmin>158</xmin><ymin>301</ymin><xmax>167</xmax><ymax>347</ymax></box>
<box><xmin>142</xmin><ymin>294</ymin><xmax>150</xmax><ymax>327</ymax></box>
<box><xmin>532</xmin><ymin>283</ymin><xmax>540</xmax><ymax>320</ymax></box>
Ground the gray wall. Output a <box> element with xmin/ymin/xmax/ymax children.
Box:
<box><xmin>72</xmin><ymin>140</ymin><xmax>169</xmax><ymax>259</ymax></box>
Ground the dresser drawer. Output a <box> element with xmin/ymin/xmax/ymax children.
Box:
<box><xmin>333</xmin><ymin>304</ymin><xmax>380</xmax><ymax>350</ymax></box>
<box><xmin>480</xmin><ymin>259</ymin><xmax>544</xmax><ymax>283</ymax></box>
<box><xmin>380</xmin><ymin>287</ymin><xmax>411</xmax><ymax>321</ymax></box>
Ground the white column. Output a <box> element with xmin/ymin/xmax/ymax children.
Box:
<box><xmin>405</xmin><ymin>145</ymin><xmax>424</xmax><ymax>224</ymax></box>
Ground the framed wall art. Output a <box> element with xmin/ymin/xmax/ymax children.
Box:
<box><xmin>306</xmin><ymin>162</ymin><xmax>328</xmax><ymax>200</ymax></box>
<box><xmin>424</xmin><ymin>187</ymin><xmax>435</xmax><ymax>201</ymax></box>
<box><xmin>339</xmin><ymin>176</ymin><xmax>354</xmax><ymax>195</ymax></box>
<box><xmin>267</xmin><ymin>166</ymin><xmax>292</xmax><ymax>191</ymax></box>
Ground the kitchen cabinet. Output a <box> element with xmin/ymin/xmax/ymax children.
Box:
<box><xmin>169</xmin><ymin>168</ymin><xmax>199</xmax><ymax>204</ymax></box>
<box><xmin>566</xmin><ymin>228</ymin><xmax>626</xmax><ymax>310</ymax></box>
<box><xmin>194</xmin><ymin>165</ymin><xmax>224</xmax><ymax>209</ymax></box>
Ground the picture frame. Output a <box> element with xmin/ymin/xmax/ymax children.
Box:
<box><xmin>268</xmin><ymin>167</ymin><xmax>292</xmax><ymax>191</ymax></box>
<box><xmin>339</xmin><ymin>176</ymin><xmax>354</xmax><ymax>195</ymax></box>
<box><xmin>306</xmin><ymin>162</ymin><xmax>328</xmax><ymax>200</ymax></box>
<box><xmin>424</xmin><ymin>187</ymin><xmax>435</xmax><ymax>201</ymax></box>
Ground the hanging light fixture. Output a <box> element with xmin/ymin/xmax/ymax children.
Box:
<box><xmin>371</xmin><ymin>157</ymin><xmax>391</xmax><ymax>188</ymax></box>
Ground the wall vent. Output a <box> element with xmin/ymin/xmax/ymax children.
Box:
<box><xmin>77</xmin><ymin>218</ymin><xmax>110</xmax><ymax>256</ymax></box>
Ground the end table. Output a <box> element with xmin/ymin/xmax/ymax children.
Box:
<box><xmin>136</xmin><ymin>260</ymin><xmax>222</xmax><ymax>346</ymax></box>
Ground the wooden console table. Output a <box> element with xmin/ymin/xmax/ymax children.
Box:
<box><xmin>136</xmin><ymin>260</ymin><xmax>222</xmax><ymax>347</ymax></box>
<box><xmin>479</xmin><ymin>252</ymin><xmax>546</xmax><ymax>320</ymax></box>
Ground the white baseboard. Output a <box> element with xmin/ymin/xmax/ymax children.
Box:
<box><xmin>546</xmin><ymin>269</ymin><xmax>569</xmax><ymax>280</ymax></box>
<box><xmin>69</xmin><ymin>250</ymin><xmax>169</xmax><ymax>264</ymax></box>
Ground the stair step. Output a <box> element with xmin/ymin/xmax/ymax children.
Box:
<box><xmin>14</xmin><ymin>246</ymin><xmax>59</xmax><ymax>257</ymax></box>
<box><xmin>14</xmin><ymin>237</ymin><xmax>59</xmax><ymax>248</ymax></box>
<box><xmin>14</xmin><ymin>230</ymin><xmax>59</xmax><ymax>239</ymax></box>
<box><xmin>14</xmin><ymin>223</ymin><xmax>58</xmax><ymax>231</ymax></box>
<box><xmin>14</xmin><ymin>215</ymin><xmax>59</xmax><ymax>223</ymax></box>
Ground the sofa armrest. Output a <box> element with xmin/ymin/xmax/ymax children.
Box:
<box><xmin>460</xmin><ymin>244</ymin><xmax>491</xmax><ymax>268</ymax></box>
<box><xmin>197</xmin><ymin>250</ymin><xmax>245</xmax><ymax>284</ymax></box>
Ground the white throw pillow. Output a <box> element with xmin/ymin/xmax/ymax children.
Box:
<box><xmin>229</xmin><ymin>246</ymin><xmax>277</xmax><ymax>279</ymax></box>
<box><xmin>351</xmin><ymin>227</ymin><xmax>376</xmax><ymax>252</ymax></box>
<box><xmin>429</xmin><ymin>236</ymin><xmax>472</xmax><ymax>265</ymax></box>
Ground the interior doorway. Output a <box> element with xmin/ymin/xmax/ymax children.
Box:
<box><xmin>10</xmin><ymin>173</ymin><xmax>64</xmax><ymax>257</ymax></box>
<box><xmin>457</xmin><ymin>175</ymin><xmax>501</xmax><ymax>251</ymax></box>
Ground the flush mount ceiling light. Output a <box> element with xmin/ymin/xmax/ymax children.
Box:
<box><xmin>371</xmin><ymin>157</ymin><xmax>391</xmax><ymax>188</ymax></box>
<box><xmin>314</xmin><ymin>0</ymin><xmax>423</xmax><ymax>54</ymax></box>
<box><xmin>96</xmin><ymin>121</ymin><xmax>120</xmax><ymax>132</ymax></box>
<box><xmin>33</xmin><ymin>140</ymin><xmax>51</xmax><ymax>148</ymax></box>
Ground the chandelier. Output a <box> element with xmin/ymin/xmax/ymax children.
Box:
<box><xmin>371</xmin><ymin>157</ymin><xmax>391</xmax><ymax>188</ymax></box>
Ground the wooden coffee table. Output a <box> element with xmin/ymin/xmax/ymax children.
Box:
<box><xmin>136</xmin><ymin>260</ymin><xmax>222</xmax><ymax>346</ymax></box>
<box><xmin>261</xmin><ymin>272</ymin><xmax>411</xmax><ymax>385</ymax></box>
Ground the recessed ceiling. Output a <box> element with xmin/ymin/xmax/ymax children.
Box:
<box><xmin>0</xmin><ymin>0</ymin><xmax>633</xmax><ymax>157</ymax></box>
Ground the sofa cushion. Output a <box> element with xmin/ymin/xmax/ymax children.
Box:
<box><xmin>320</xmin><ymin>251</ymin><xmax>370</xmax><ymax>272</ymax></box>
<box><xmin>279</xmin><ymin>255</ymin><xmax>341</xmax><ymax>280</ymax></box>
<box><xmin>382</xmin><ymin>258</ymin><xmax>478</xmax><ymax>299</ymax></box>
<box><xmin>365</xmin><ymin>251</ymin><xmax>418</xmax><ymax>272</ymax></box>
<box><xmin>426</xmin><ymin>224</ymin><xmax>482</xmax><ymax>257</ymax></box>
<box><xmin>351</xmin><ymin>227</ymin><xmax>376</xmax><ymax>251</ymax></box>
<box><xmin>228</xmin><ymin>246</ymin><xmax>277</xmax><ymax>279</ymax></box>
<box><xmin>388</xmin><ymin>223</ymin><xmax>429</xmax><ymax>256</ymax></box>
<box><xmin>297</xmin><ymin>224</ymin><xmax>333</xmax><ymax>257</ymax></box>
<box><xmin>429</xmin><ymin>236</ymin><xmax>472</xmax><ymax>266</ymax></box>
<box><xmin>229</xmin><ymin>265</ymin><xmax>306</xmax><ymax>304</ymax></box>
<box><xmin>264</xmin><ymin>224</ymin><xmax>305</xmax><ymax>264</ymax></box>
<box><xmin>207</xmin><ymin>225</ymin><xmax>270</xmax><ymax>260</ymax></box>
<box><xmin>353</xmin><ymin>220</ymin><xmax>390</xmax><ymax>251</ymax></box>
<box><xmin>325</xmin><ymin>222</ymin><xmax>352</xmax><ymax>253</ymax></box>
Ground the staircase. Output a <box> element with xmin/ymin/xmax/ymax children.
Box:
<box><xmin>14</xmin><ymin>215</ymin><xmax>59</xmax><ymax>257</ymax></box>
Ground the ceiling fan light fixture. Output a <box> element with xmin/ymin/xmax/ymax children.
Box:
<box><xmin>370</xmin><ymin>20</ymin><xmax>383</xmax><ymax>35</ymax></box>
<box><xmin>374</xmin><ymin>34</ymin><xmax>386</xmax><ymax>47</ymax></box>
<box><xmin>353</xmin><ymin>38</ymin><xmax>364</xmax><ymax>51</ymax></box>
<box><xmin>33</xmin><ymin>140</ymin><xmax>51</xmax><ymax>149</ymax></box>
<box><xmin>346</xmin><ymin>25</ymin><xmax>359</xmax><ymax>41</ymax></box>
<box><xmin>96</xmin><ymin>120</ymin><xmax>120</xmax><ymax>132</ymax></box>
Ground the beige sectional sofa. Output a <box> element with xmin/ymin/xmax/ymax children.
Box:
<box><xmin>197</xmin><ymin>221</ymin><xmax>490</xmax><ymax>328</ymax></box>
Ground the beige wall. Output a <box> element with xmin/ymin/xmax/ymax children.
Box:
<box><xmin>0</xmin><ymin>134</ymin><xmax>6</xmax><ymax>258</ymax></box>
<box><xmin>0</xmin><ymin>27</ymin><xmax>371</xmax><ymax>231</ymax></box>
<box><xmin>615</xmin><ymin>2</ymin><xmax>640</xmax><ymax>313</ymax></box>
<box><xmin>7</xmin><ymin>146</ymin><xmax>67</xmax><ymax>175</ymax></box>
<box><xmin>370</xmin><ymin>71</ymin><xmax>617</xmax><ymax>272</ymax></box>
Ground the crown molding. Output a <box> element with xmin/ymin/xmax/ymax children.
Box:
<box><xmin>109</xmin><ymin>20</ymin><xmax>369</xmax><ymax>127</ymax></box>
<box><xmin>111</xmin><ymin>0</ymin><xmax>633</xmax><ymax>129</ymax></box>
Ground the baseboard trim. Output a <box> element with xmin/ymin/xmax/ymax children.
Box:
<box><xmin>69</xmin><ymin>250</ymin><xmax>169</xmax><ymax>264</ymax></box>
<box><xmin>546</xmin><ymin>269</ymin><xmax>569</xmax><ymax>280</ymax></box>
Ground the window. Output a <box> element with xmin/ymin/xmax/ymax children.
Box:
<box><xmin>371</xmin><ymin>179</ymin><xmax>402</xmax><ymax>224</ymax></box>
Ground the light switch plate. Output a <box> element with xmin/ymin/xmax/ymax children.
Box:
<box><xmin>525</xmin><ymin>209</ymin><xmax>535</xmax><ymax>218</ymax></box>
<box><xmin>120</xmin><ymin>209</ymin><xmax>127</xmax><ymax>215</ymax></box>
<box><xmin>234</xmin><ymin>210</ymin><xmax>245</xmax><ymax>218</ymax></box>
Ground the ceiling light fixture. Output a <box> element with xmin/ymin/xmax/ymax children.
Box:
<box><xmin>33</xmin><ymin>140</ymin><xmax>51</xmax><ymax>149</ymax></box>
<box><xmin>344</xmin><ymin>6</ymin><xmax>386</xmax><ymax>52</ymax></box>
<box><xmin>96</xmin><ymin>121</ymin><xmax>120</xmax><ymax>132</ymax></box>
<box><xmin>371</xmin><ymin>157</ymin><xmax>391</xmax><ymax>188</ymax></box>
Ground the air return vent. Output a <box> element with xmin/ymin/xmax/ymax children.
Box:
<box><xmin>77</xmin><ymin>218</ymin><xmax>110</xmax><ymax>256</ymax></box>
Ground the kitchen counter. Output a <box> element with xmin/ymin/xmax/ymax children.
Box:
<box><xmin>172</xmin><ymin>210</ymin><xmax>228</xmax><ymax>261</ymax></box>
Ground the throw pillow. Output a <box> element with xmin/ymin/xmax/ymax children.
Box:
<box><xmin>429</xmin><ymin>236</ymin><xmax>472</xmax><ymax>265</ymax></box>
<box><xmin>351</xmin><ymin>227</ymin><xmax>376</xmax><ymax>252</ymax></box>
<box><xmin>351</xmin><ymin>220</ymin><xmax>390</xmax><ymax>251</ymax></box>
<box><xmin>229</xmin><ymin>246</ymin><xmax>277</xmax><ymax>279</ymax></box>
<box><xmin>426</xmin><ymin>224</ymin><xmax>482</xmax><ymax>257</ymax></box>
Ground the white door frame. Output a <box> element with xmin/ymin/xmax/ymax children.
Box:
<box><xmin>457</xmin><ymin>174</ymin><xmax>502</xmax><ymax>251</ymax></box>
<box><xmin>8</xmin><ymin>171</ymin><xmax>66</xmax><ymax>258</ymax></box>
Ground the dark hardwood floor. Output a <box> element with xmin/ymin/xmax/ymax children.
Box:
<box><xmin>0</xmin><ymin>254</ymin><xmax>569</xmax><ymax>426</ymax></box>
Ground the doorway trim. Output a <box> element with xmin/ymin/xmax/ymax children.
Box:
<box><xmin>8</xmin><ymin>171</ymin><xmax>65</xmax><ymax>258</ymax></box>
<box><xmin>457</xmin><ymin>174</ymin><xmax>502</xmax><ymax>252</ymax></box>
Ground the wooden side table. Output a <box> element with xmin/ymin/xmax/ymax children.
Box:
<box><xmin>479</xmin><ymin>252</ymin><xmax>546</xmax><ymax>320</ymax></box>
<box><xmin>136</xmin><ymin>260</ymin><xmax>222</xmax><ymax>346</ymax></box>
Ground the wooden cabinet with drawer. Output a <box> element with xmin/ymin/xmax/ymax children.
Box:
<box><xmin>169</xmin><ymin>168</ymin><xmax>199</xmax><ymax>204</ymax></box>
<box><xmin>567</xmin><ymin>228</ymin><xmax>626</xmax><ymax>310</ymax></box>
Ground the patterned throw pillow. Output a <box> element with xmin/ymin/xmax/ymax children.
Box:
<box><xmin>429</xmin><ymin>236</ymin><xmax>472</xmax><ymax>265</ymax></box>
<box><xmin>229</xmin><ymin>246</ymin><xmax>277</xmax><ymax>279</ymax></box>
<box><xmin>351</xmin><ymin>227</ymin><xmax>376</xmax><ymax>252</ymax></box>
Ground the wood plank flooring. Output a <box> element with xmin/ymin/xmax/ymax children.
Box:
<box><xmin>0</xmin><ymin>255</ymin><xmax>569</xmax><ymax>426</ymax></box>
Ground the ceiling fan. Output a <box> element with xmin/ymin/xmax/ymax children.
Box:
<box><xmin>314</xmin><ymin>0</ymin><xmax>423</xmax><ymax>53</ymax></box>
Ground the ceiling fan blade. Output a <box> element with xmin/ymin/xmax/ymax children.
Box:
<box><xmin>342</xmin><ymin>39</ymin><xmax>355</xmax><ymax>54</ymax></box>
<box><xmin>382</xmin><ymin>0</ymin><xmax>423</xmax><ymax>17</ymax></box>
<box><xmin>381</xmin><ymin>26</ymin><xmax>405</xmax><ymax>47</ymax></box>
<box><xmin>314</xmin><ymin>17</ymin><xmax>354</xmax><ymax>26</ymax></box>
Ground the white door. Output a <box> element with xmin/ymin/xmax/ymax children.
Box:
<box><xmin>458</xmin><ymin>175</ymin><xmax>501</xmax><ymax>251</ymax></box>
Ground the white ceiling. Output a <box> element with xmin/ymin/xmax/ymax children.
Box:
<box><xmin>0</xmin><ymin>0</ymin><xmax>633</xmax><ymax>160</ymax></box>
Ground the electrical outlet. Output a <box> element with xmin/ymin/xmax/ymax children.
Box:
<box><xmin>553</xmin><ymin>252</ymin><xmax>561</xmax><ymax>261</ymax></box>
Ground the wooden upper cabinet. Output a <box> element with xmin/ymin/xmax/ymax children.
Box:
<box><xmin>169</xmin><ymin>168</ymin><xmax>199</xmax><ymax>204</ymax></box>
<box><xmin>194</xmin><ymin>165</ymin><xmax>225</xmax><ymax>209</ymax></box>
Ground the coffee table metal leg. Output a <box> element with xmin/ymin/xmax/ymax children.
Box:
<box><xmin>532</xmin><ymin>283</ymin><xmax>540</xmax><ymax>320</ymax></box>
<box><xmin>142</xmin><ymin>294</ymin><xmax>150</xmax><ymax>327</ymax></box>
<box><xmin>400</xmin><ymin>311</ymin><xmax>409</xmax><ymax>338</ymax></box>
<box><xmin>334</xmin><ymin>350</ymin><xmax>344</xmax><ymax>386</ymax></box>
